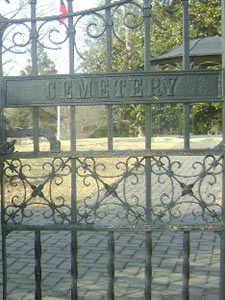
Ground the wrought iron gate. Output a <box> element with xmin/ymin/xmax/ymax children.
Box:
<box><xmin>1</xmin><ymin>0</ymin><xmax>225</xmax><ymax>299</ymax></box>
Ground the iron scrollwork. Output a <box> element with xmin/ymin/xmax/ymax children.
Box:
<box><xmin>151</xmin><ymin>155</ymin><xmax>224</xmax><ymax>224</ymax></box>
<box><xmin>3</xmin><ymin>157</ymin><xmax>72</xmax><ymax>224</ymax></box>
<box><xmin>2</xmin><ymin>154</ymin><xmax>224</xmax><ymax>226</ymax></box>
<box><xmin>76</xmin><ymin>156</ymin><xmax>146</xmax><ymax>224</ymax></box>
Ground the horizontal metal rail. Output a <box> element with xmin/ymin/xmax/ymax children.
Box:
<box><xmin>3</xmin><ymin>149</ymin><xmax>225</xmax><ymax>159</ymax></box>
<box><xmin>4</xmin><ymin>223</ymin><xmax>225</xmax><ymax>232</ymax></box>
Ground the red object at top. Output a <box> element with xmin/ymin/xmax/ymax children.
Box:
<box><xmin>60</xmin><ymin>0</ymin><xmax>68</xmax><ymax>24</ymax></box>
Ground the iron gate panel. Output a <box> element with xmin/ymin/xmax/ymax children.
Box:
<box><xmin>0</xmin><ymin>0</ymin><xmax>225</xmax><ymax>299</ymax></box>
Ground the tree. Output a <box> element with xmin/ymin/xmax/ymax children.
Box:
<box><xmin>20</xmin><ymin>45</ymin><xmax>57</xmax><ymax>76</ymax></box>
<box><xmin>78</xmin><ymin>0</ymin><xmax>222</xmax><ymax>136</ymax></box>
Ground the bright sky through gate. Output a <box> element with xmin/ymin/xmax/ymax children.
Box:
<box><xmin>1</xmin><ymin>0</ymin><xmax>100</xmax><ymax>75</ymax></box>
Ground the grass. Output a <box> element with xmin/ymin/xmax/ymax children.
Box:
<box><xmin>15</xmin><ymin>136</ymin><xmax>184</xmax><ymax>152</ymax></box>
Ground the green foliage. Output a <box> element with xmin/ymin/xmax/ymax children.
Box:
<box><xmin>9</xmin><ymin>108</ymin><xmax>32</xmax><ymax>129</ymax></box>
<box><xmin>79</xmin><ymin>0</ymin><xmax>222</xmax><ymax>136</ymax></box>
<box><xmin>191</xmin><ymin>103</ymin><xmax>222</xmax><ymax>134</ymax></box>
<box><xmin>83</xmin><ymin>123</ymin><xmax>108</xmax><ymax>138</ymax></box>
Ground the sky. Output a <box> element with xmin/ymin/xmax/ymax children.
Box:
<box><xmin>1</xmin><ymin>0</ymin><xmax>100</xmax><ymax>16</ymax></box>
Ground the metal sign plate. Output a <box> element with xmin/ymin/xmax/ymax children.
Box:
<box><xmin>4</xmin><ymin>70</ymin><xmax>221</xmax><ymax>107</ymax></box>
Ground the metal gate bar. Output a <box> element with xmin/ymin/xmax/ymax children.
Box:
<box><xmin>182</xmin><ymin>231</ymin><xmax>190</xmax><ymax>300</ymax></box>
<box><xmin>145</xmin><ymin>231</ymin><xmax>153</xmax><ymax>299</ymax></box>
<box><xmin>144</xmin><ymin>2</ymin><xmax>153</xmax><ymax>300</ymax></box>
<box><xmin>2</xmin><ymin>223</ymin><xmax>225</xmax><ymax>299</ymax></box>
<box><xmin>71</xmin><ymin>231</ymin><xmax>78</xmax><ymax>300</ymax></box>
<box><xmin>182</xmin><ymin>0</ymin><xmax>190</xmax><ymax>150</ymax></box>
<box><xmin>35</xmin><ymin>230</ymin><xmax>42</xmax><ymax>300</ymax></box>
<box><xmin>108</xmin><ymin>231</ymin><xmax>115</xmax><ymax>300</ymax></box>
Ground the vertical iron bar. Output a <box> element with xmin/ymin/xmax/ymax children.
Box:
<box><xmin>1</xmin><ymin>153</ymin><xmax>7</xmax><ymax>300</ymax></box>
<box><xmin>144</xmin><ymin>0</ymin><xmax>151</xmax><ymax>72</ymax></box>
<box><xmin>34</xmin><ymin>230</ymin><xmax>42</xmax><ymax>300</ymax></box>
<box><xmin>105</xmin><ymin>1</ymin><xmax>115</xmax><ymax>295</ymax></box>
<box><xmin>70</xmin><ymin>105</ymin><xmax>78</xmax><ymax>300</ymax></box>
<box><xmin>220</xmin><ymin>232</ymin><xmax>225</xmax><ymax>300</ymax></box>
<box><xmin>30</xmin><ymin>0</ymin><xmax>38</xmax><ymax>75</ymax></box>
<box><xmin>108</xmin><ymin>231</ymin><xmax>115</xmax><ymax>300</ymax></box>
<box><xmin>220</xmin><ymin>1</ymin><xmax>225</xmax><ymax>299</ymax></box>
<box><xmin>30</xmin><ymin>0</ymin><xmax>39</xmax><ymax>152</ymax></box>
<box><xmin>107</xmin><ymin>106</ymin><xmax>114</xmax><ymax>151</ymax></box>
<box><xmin>0</xmin><ymin>28</ymin><xmax>4</xmax><ymax>145</ymax></box>
<box><xmin>105</xmin><ymin>0</ymin><xmax>113</xmax><ymax>72</ymax></box>
<box><xmin>182</xmin><ymin>231</ymin><xmax>190</xmax><ymax>300</ymax></box>
<box><xmin>144</xmin><ymin>0</ymin><xmax>152</xmax><ymax>150</ymax></box>
<box><xmin>2</xmin><ymin>229</ymin><xmax>7</xmax><ymax>300</ymax></box>
<box><xmin>67</xmin><ymin>1</ymin><xmax>78</xmax><ymax>299</ymax></box>
<box><xmin>70</xmin><ymin>105</ymin><xmax>76</xmax><ymax>153</ymax></box>
<box><xmin>144</xmin><ymin>1</ymin><xmax>152</xmax><ymax>299</ymax></box>
<box><xmin>182</xmin><ymin>0</ymin><xmax>190</xmax><ymax>70</ymax></box>
<box><xmin>33</xmin><ymin>107</ymin><xmax>39</xmax><ymax>153</ymax></box>
<box><xmin>182</xmin><ymin>2</ymin><xmax>190</xmax><ymax>295</ymax></box>
<box><xmin>145</xmin><ymin>105</ymin><xmax>152</xmax><ymax>151</ymax></box>
<box><xmin>145</xmin><ymin>231</ymin><xmax>152</xmax><ymax>300</ymax></box>
<box><xmin>105</xmin><ymin>0</ymin><xmax>114</xmax><ymax>151</ymax></box>
<box><xmin>67</xmin><ymin>0</ymin><xmax>75</xmax><ymax>151</ymax></box>
<box><xmin>68</xmin><ymin>0</ymin><xmax>75</xmax><ymax>75</ymax></box>
<box><xmin>182</xmin><ymin>5</ymin><xmax>190</xmax><ymax>296</ymax></box>
<box><xmin>182</xmin><ymin>0</ymin><xmax>190</xmax><ymax>150</ymax></box>
<box><xmin>145</xmin><ymin>106</ymin><xmax>152</xmax><ymax>300</ymax></box>
<box><xmin>182</xmin><ymin>4</ymin><xmax>190</xmax><ymax>297</ymax></box>
<box><xmin>184</xmin><ymin>104</ymin><xmax>190</xmax><ymax>150</ymax></box>
<box><xmin>71</xmin><ymin>230</ymin><xmax>78</xmax><ymax>300</ymax></box>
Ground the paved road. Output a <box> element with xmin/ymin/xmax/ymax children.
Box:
<box><xmin>0</xmin><ymin>138</ymin><xmax>223</xmax><ymax>300</ymax></box>
<box><xmin>0</xmin><ymin>230</ymin><xmax>221</xmax><ymax>300</ymax></box>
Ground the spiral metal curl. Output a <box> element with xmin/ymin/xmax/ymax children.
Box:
<box><xmin>162</xmin><ymin>0</ymin><xmax>182</xmax><ymax>13</ymax></box>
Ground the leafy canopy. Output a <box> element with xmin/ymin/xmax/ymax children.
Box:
<box><xmin>79</xmin><ymin>0</ymin><xmax>221</xmax><ymax>136</ymax></box>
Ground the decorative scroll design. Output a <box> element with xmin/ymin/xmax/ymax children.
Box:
<box><xmin>3</xmin><ymin>158</ymin><xmax>72</xmax><ymax>224</ymax></box>
<box><xmin>1</xmin><ymin>21</ymin><xmax>68</xmax><ymax>54</ymax></box>
<box><xmin>1</xmin><ymin>22</ymin><xmax>32</xmax><ymax>54</ymax></box>
<box><xmin>151</xmin><ymin>155</ymin><xmax>224</xmax><ymax>224</ymax></box>
<box><xmin>74</xmin><ymin>11</ymin><xmax>107</xmax><ymax>61</ymax></box>
<box><xmin>111</xmin><ymin>1</ymin><xmax>144</xmax><ymax>44</ymax></box>
<box><xmin>76</xmin><ymin>156</ymin><xmax>146</xmax><ymax>224</ymax></box>
<box><xmin>0</xmin><ymin>0</ymin><xmax>137</xmax><ymax>56</ymax></box>
<box><xmin>3</xmin><ymin>155</ymin><xmax>224</xmax><ymax>225</ymax></box>
<box><xmin>162</xmin><ymin>0</ymin><xmax>182</xmax><ymax>13</ymax></box>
